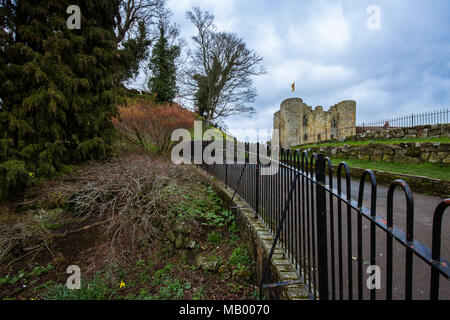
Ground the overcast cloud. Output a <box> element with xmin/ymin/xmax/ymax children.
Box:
<box><xmin>163</xmin><ymin>0</ymin><xmax>450</xmax><ymax>141</ymax></box>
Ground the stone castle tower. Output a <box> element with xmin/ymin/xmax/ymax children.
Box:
<box><xmin>273</xmin><ymin>98</ymin><xmax>356</xmax><ymax>148</ymax></box>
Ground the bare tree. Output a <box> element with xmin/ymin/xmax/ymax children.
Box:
<box><xmin>112</xmin><ymin>0</ymin><xmax>171</xmax><ymax>84</ymax></box>
<box><xmin>114</xmin><ymin>0</ymin><xmax>166</xmax><ymax>43</ymax></box>
<box><xmin>181</xmin><ymin>7</ymin><xmax>265</xmax><ymax>125</ymax></box>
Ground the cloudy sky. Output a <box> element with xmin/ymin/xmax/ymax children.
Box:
<box><xmin>164</xmin><ymin>0</ymin><xmax>450</xmax><ymax>141</ymax></box>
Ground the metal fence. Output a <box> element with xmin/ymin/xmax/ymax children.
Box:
<box><xmin>198</xmin><ymin>141</ymin><xmax>450</xmax><ymax>300</ymax></box>
<box><xmin>357</xmin><ymin>108</ymin><xmax>449</xmax><ymax>131</ymax></box>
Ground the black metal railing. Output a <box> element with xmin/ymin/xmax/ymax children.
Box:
<box><xmin>196</xmin><ymin>140</ymin><xmax>450</xmax><ymax>300</ymax></box>
<box><xmin>357</xmin><ymin>108</ymin><xmax>449</xmax><ymax>131</ymax></box>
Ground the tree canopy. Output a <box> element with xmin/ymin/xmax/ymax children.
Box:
<box><xmin>0</xmin><ymin>0</ymin><xmax>139</xmax><ymax>198</ymax></box>
<box><xmin>147</xmin><ymin>19</ymin><xmax>180</xmax><ymax>104</ymax></box>
<box><xmin>181</xmin><ymin>7</ymin><xmax>265</xmax><ymax>125</ymax></box>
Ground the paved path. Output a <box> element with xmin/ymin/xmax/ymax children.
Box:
<box><xmin>325</xmin><ymin>176</ymin><xmax>449</xmax><ymax>300</ymax></box>
<box><xmin>225</xmin><ymin>165</ymin><xmax>449</xmax><ymax>299</ymax></box>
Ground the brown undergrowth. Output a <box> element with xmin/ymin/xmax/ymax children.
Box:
<box><xmin>0</xmin><ymin>146</ymin><xmax>257</xmax><ymax>300</ymax></box>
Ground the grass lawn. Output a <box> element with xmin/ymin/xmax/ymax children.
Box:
<box><xmin>329</xmin><ymin>157</ymin><xmax>450</xmax><ymax>181</ymax></box>
<box><xmin>293</xmin><ymin>136</ymin><xmax>450</xmax><ymax>149</ymax></box>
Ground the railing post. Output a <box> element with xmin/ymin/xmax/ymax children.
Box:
<box><xmin>225</xmin><ymin>161</ymin><xmax>228</xmax><ymax>188</ymax></box>
<box><xmin>430</xmin><ymin>199</ymin><xmax>449</xmax><ymax>300</ymax></box>
<box><xmin>316</xmin><ymin>153</ymin><xmax>329</xmax><ymax>300</ymax></box>
<box><xmin>255</xmin><ymin>142</ymin><xmax>260</xmax><ymax>218</ymax></box>
<box><xmin>224</xmin><ymin>139</ymin><xmax>228</xmax><ymax>188</ymax></box>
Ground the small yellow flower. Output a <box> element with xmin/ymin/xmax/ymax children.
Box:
<box><xmin>120</xmin><ymin>280</ymin><xmax>125</xmax><ymax>289</ymax></box>
<box><xmin>28</xmin><ymin>172</ymin><xmax>35</xmax><ymax>178</ymax></box>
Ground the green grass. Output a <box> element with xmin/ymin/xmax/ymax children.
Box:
<box><xmin>293</xmin><ymin>136</ymin><xmax>450</xmax><ymax>149</ymax></box>
<box><xmin>330</xmin><ymin>158</ymin><xmax>450</xmax><ymax>180</ymax></box>
<box><xmin>207</xmin><ymin>231</ymin><xmax>222</xmax><ymax>244</ymax></box>
<box><xmin>228</xmin><ymin>246</ymin><xmax>253</xmax><ymax>268</ymax></box>
<box><xmin>41</xmin><ymin>274</ymin><xmax>116</xmax><ymax>300</ymax></box>
<box><xmin>0</xmin><ymin>263</ymin><xmax>54</xmax><ymax>287</ymax></box>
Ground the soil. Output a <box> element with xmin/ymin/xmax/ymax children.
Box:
<box><xmin>0</xmin><ymin>149</ymin><xmax>258</xmax><ymax>300</ymax></box>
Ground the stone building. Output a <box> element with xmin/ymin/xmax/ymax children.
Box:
<box><xmin>273</xmin><ymin>98</ymin><xmax>356</xmax><ymax>148</ymax></box>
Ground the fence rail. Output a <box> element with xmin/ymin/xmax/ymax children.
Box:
<box><xmin>197</xmin><ymin>141</ymin><xmax>450</xmax><ymax>300</ymax></box>
<box><xmin>357</xmin><ymin>108</ymin><xmax>449</xmax><ymax>130</ymax></box>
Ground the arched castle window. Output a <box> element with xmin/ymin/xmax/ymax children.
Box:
<box><xmin>318</xmin><ymin>134</ymin><xmax>321</xmax><ymax>140</ymax></box>
<box><xmin>303</xmin><ymin>116</ymin><xmax>308</xmax><ymax>127</ymax></box>
<box><xmin>331</xmin><ymin>118</ymin><xmax>337</xmax><ymax>128</ymax></box>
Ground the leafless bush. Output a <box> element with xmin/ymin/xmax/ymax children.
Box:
<box><xmin>112</xmin><ymin>101</ymin><xmax>194</xmax><ymax>155</ymax></box>
<box><xmin>68</xmin><ymin>155</ymin><xmax>186</xmax><ymax>249</ymax></box>
<box><xmin>0</xmin><ymin>154</ymin><xmax>193</xmax><ymax>264</ymax></box>
<box><xmin>0</xmin><ymin>213</ymin><xmax>51</xmax><ymax>263</ymax></box>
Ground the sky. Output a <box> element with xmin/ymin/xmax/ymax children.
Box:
<box><xmin>162</xmin><ymin>0</ymin><xmax>450</xmax><ymax>142</ymax></box>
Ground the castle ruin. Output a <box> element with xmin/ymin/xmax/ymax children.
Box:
<box><xmin>273</xmin><ymin>98</ymin><xmax>356</xmax><ymax>148</ymax></box>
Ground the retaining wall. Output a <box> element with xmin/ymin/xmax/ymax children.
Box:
<box><xmin>299</xmin><ymin>142</ymin><xmax>450</xmax><ymax>165</ymax></box>
<box><xmin>350</xmin><ymin>123</ymin><xmax>450</xmax><ymax>141</ymax></box>
<box><xmin>195</xmin><ymin>166</ymin><xmax>310</xmax><ymax>300</ymax></box>
<box><xmin>295</xmin><ymin>123</ymin><xmax>450</xmax><ymax>148</ymax></box>
<box><xmin>344</xmin><ymin>166</ymin><xmax>450</xmax><ymax>198</ymax></box>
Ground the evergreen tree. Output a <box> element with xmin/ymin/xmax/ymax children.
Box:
<box><xmin>0</xmin><ymin>0</ymin><xmax>125</xmax><ymax>198</ymax></box>
<box><xmin>193</xmin><ymin>57</ymin><xmax>222</xmax><ymax>119</ymax></box>
<box><xmin>147</xmin><ymin>22</ymin><xmax>180</xmax><ymax>104</ymax></box>
<box><xmin>120</xmin><ymin>21</ymin><xmax>152</xmax><ymax>83</ymax></box>
<box><xmin>193</xmin><ymin>74</ymin><xmax>208</xmax><ymax>117</ymax></box>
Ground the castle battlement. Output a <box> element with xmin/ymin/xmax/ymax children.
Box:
<box><xmin>273</xmin><ymin>98</ymin><xmax>356</xmax><ymax>148</ymax></box>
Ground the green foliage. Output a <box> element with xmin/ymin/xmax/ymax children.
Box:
<box><xmin>227</xmin><ymin>246</ymin><xmax>254</xmax><ymax>282</ymax></box>
<box><xmin>148</xmin><ymin>263</ymin><xmax>191</xmax><ymax>299</ymax></box>
<box><xmin>295</xmin><ymin>136</ymin><xmax>450</xmax><ymax>150</ymax></box>
<box><xmin>169</xmin><ymin>185</ymin><xmax>236</xmax><ymax>229</ymax></box>
<box><xmin>147</xmin><ymin>23</ymin><xmax>180</xmax><ymax>104</ymax></box>
<box><xmin>0</xmin><ymin>263</ymin><xmax>54</xmax><ymax>287</ymax></box>
<box><xmin>135</xmin><ymin>259</ymin><xmax>146</xmax><ymax>268</ymax></box>
<box><xmin>169</xmin><ymin>186</ymin><xmax>220</xmax><ymax>218</ymax></box>
<box><xmin>151</xmin><ymin>263</ymin><xmax>174</xmax><ymax>286</ymax></box>
<box><xmin>192</xmin><ymin>285</ymin><xmax>205</xmax><ymax>300</ymax></box>
<box><xmin>31</xmin><ymin>263</ymin><xmax>55</xmax><ymax>277</ymax></box>
<box><xmin>193</xmin><ymin>74</ymin><xmax>209</xmax><ymax>117</ymax></box>
<box><xmin>121</xmin><ymin>21</ymin><xmax>152</xmax><ymax>82</ymax></box>
<box><xmin>186</xmin><ymin>7</ymin><xmax>264</xmax><ymax>123</ymax></box>
<box><xmin>229</xmin><ymin>234</ymin><xmax>239</xmax><ymax>246</ymax></box>
<box><xmin>229</xmin><ymin>246</ymin><xmax>252</xmax><ymax>268</ymax></box>
<box><xmin>41</xmin><ymin>274</ymin><xmax>116</xmax><ymax>300</ymax></box>
<box><xmin>207</xmin><ymin>231</ymin><xmax>222</xmax><ymax>244</ymax></box>
<box><xmin>0</xmin><ymin>160</ymin><xmax>31</xmax><ymax>199</ymax></box>
<box><xmin>125</xmin><ymin>89</ymin><xmax>155</xmax><ymax>103</ymax></box>
<box><xmin>330</xmin><ymin>157</ymin><xmax>450</xmax><ymax>180</ymax></box>
<box><xmin>0</xmin><ymin>0</ymin><xmax>126</xmax><ymax>199</ymax></box>
<box><xmin>157</xmin><ymin>279</ymin><xmax>191</xmax><ymax>300</ymax></box>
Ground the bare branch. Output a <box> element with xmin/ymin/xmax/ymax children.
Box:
<box><xmin>181</xmin><ymin>8</ymin><xmax>265</xmax><ymax>125</ymax></box>
<box><xmin>115</xmin><ymin>0</ymin><xmax>166</xmax><ymax>43</ymax></box>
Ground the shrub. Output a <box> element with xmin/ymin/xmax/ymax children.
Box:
<box><xmin>0</xmin><ymin>1</ymin><xmax>125</xmax><ymax>199</ymax></box>
<box><xmin>207</xmin><ymin>231</ymin><xmax>222</xmax><ymax>244</ymax></box>
<box><xmin>0</xmin><ymin>160</ymin><xmax>31</xmax><ymax>199</ymax></box>
<box><xmin>113</xmin><ymin>101</ymin><xmax>194</xmax><ymax>155</ymax></box>
<box><xmin>229</xmin><ymin>246</ymin><xmax>252</xmax><ymax>268</ymax></box>
<box><xmin>42</xmin><ymin>274</ymin><xmax>116</xmax><ymax>300</ymax></box>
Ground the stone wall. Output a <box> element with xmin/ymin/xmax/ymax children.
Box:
<box><xmin>344</xmin><ymin>166</ymin><xmax>450</xmax><ymax>198</ymax></box>
<box><xmin>273</xmin><ymin>98</ymin><xmax>356</xmax><ymax>148</ymax></box>
<box><xmin>299</xmin><ymin>142</ymin><xmax>450</xmax><ymax>165</ymax></box>
<box><xmin>331</xmin><ymin>123</ymin><xmax>450</xmax><ymax>144</ymax></box>
<box><xmin>195</xmin><ymin>167</ymin><xmax>309</xmax><ymax>300</ymax></box>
